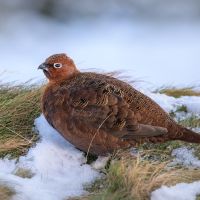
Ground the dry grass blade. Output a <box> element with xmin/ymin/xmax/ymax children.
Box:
<box><xmin>0</xmin><ymin>137</ymin><xmax>36</xmax><ymax>152</ymax></box>
<box><xmin>158</xmin><ymin>87</ymin><xmax>200</xmax><ymax>98</ymax></box>
<box><xmin>86</xmin><ymin>112</ymin><xmax>112</xmax><ymax>160</ymax></box>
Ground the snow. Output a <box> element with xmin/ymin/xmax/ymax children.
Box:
<box><xmin>151</xmin><ymin>181</ymin><xmax>200</xmax><ymax>200</ymax></box>
<box><xmin>91</xmin><ymin>156</ymin><xmax>110</xmax><ymax>170</ymax></box>
<box><xmin>177</xmin><ymin>96</ymin><xmax>200</xmax><ymax>114</ymax></box>
<box><xmin>172</xmin><ymin>147</ymin><xmax>200</xmax><ymax>168</ymax></box>
<box><xmin>143</xmin><ymin>90</ymin><xmax>200</xmax><ymax>115</ymax></box>
<box><xmin>0</xmin><ymin>115</ymin><xmax>100</xmax><ymax>200</ymax></box>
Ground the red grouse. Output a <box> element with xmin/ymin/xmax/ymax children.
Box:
<box><xmin>38</xmin><ymin>53</ymin><xmax>200</xmax><ymax>155</ymax></box>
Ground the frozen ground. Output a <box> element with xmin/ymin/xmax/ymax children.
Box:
<box><xmin>143</xmin><ymin>89</ymin><xmax>200</xmax><ymax>114</ymax></box>
<box><xmin>0</xmin><ymin>13</ymin><xmax>200</xmax><ymax>88</ymax></box>
<box><xmin>0</xmin><ymin>89</ymin><xmax>200</xmax><ymax>199</ymax></box>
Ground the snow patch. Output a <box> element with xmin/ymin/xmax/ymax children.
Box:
<box><xmin>172</xmin><ymin>147</ymin><xmax>200</xmax><ymax>168</ymax></box>
<box><xmin>0</xmin><ymin>115</ymin><xmax>100</xmax><ymax>200</ymax></box>
<box><xmin>151</xmin><ymin>181</ymin><xmax>200</xmax><ymax>200</ymax></box>
<box><xmin>91</xmin><ymin>156</ymin><xmax>110</xmax><ymax>170</ymax></box>
<box><xmin>144</xmin><ymin>90</ymin><xmax>200</xmax><ymax>115</ymax></box>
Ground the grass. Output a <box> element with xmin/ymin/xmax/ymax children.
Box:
<box><xmin>0</xmin><ymin>83</ymin><xmax>42</xmax><ymax>158</ymax></box>
<box><xmin>89</xmin><ymin>155</ymin><xmax>200</xmax><ymax>200</ymax></box>
<box><xmin>176</xmin><ymin>105</ymin><xmax>188</xmax><ymax>113</ymax></box>
<box><xmin>156</xmin><ymin>87</ymin><xmax>200</xmax><ymax>98</ymax></box>
<box><xmin>74</xmin><ymin>147</ymin><xmax>200</xmax><ymax>200</ymax></box>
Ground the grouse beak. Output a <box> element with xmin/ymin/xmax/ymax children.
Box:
<box><xmin>38</xmin><ymin>63</ymin><xmax>48</xmax><ymax>71</ymax></box>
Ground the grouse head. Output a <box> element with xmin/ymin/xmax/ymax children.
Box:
<box><xmin>38</xmin><ymin>53</ymin><xmax>79</xmax><ymax>82</ymax></box>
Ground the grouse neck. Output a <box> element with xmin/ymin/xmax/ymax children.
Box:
<box><xmin>48</xmin><ymin>70</ymin><xmax>80</xmax><ymax>84</ymax></box>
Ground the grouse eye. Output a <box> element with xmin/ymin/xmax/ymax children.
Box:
<box><xmin>53</xmin><ymin>63</ymin><xmax>62</xmax><ymax>68</ymax></box>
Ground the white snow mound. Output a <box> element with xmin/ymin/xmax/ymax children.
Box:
<box><xmin>151</xmin><ymin>181</ymin><xmax>200</xmax><ymax>200</ymax></box>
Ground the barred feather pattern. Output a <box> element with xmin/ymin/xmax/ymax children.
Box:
<box><xmin>41</xmin><ymin>72</ymin><xmax>186</xmax><ymax>155</ymax></box>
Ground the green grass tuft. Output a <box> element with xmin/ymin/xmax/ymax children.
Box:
<box><xmin>176</xmin><ymin>105</ymin><xmax>188</xmax><ymax>113</ymax></box>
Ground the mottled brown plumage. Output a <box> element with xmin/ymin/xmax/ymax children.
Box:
<box><xmin>38</xmin><ymin>53</ymin><xmax>200</xmax><ymax>155</ymax></box>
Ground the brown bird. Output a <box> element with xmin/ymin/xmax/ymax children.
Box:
<box><xmin>38</xmin><ymin>53</ymin><xmax>200</xmax><ymax>155</ymax></box>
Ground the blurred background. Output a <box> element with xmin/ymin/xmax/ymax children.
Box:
<box><xmin>0</xmin><ymin>0</ymin><xmax>200</xmax><ymax>89</ymax></box>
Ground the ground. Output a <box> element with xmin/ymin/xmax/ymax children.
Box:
<box><xmin>0</xmin><ymin>84</ymin><xmax>200</xmax><ymax>200</ymax></box>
